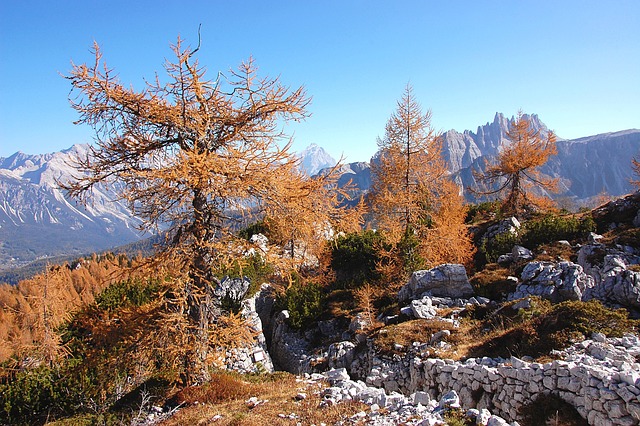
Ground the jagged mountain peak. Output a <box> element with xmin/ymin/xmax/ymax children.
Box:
<box><xmin>298</xmin><ymin>143</ymin><xmax>337</xmax><ymax>176</ymax></box>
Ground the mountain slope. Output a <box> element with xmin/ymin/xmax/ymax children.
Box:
<box><xmin>441</xmin><ymin>112</ymin><xmax>554</xmax><ymax>173</ymax></box>
<box><xmin>0</xmin><ymin>145</ymin><xmax>148</xmax><ymax>271</ymax></box>
<box><xmin>328</xmin><ymin>114</ymin><xmax>639</xmax><ymax>205</ymax></box>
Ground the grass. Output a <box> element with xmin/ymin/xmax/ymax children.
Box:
<box><xmin>367</xmin><ymin>297</ymin><xmax>639</xmax><ymax>362</ymax></box>
<box><xmin>159</xmin><ymin>371</ymin><xmax>367</xmax><ymax>426</ymax></box>
<box><xmin>463</xmin><ymin>298</ymin><xmax>638</xmax><ymax>360</ymax></box>
<box><xmin>373</xmin><ymin>317</ymin><xmax>469</xmax><ymax>358</ymax></box>
<box><xmin>469</xmin><ymin>264</ymin><xmax>516</xmax><ymax>300</ymax></box>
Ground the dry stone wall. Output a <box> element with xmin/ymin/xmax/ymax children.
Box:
<box><xmin>346</xmin><ymin>333</ymin><xmax>640</xmax><ymax>425</ymax></box>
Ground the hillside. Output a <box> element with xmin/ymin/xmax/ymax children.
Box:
<box><xmin>1</xmin><ymin>191</ymin><xmax>638</xmax><ymax>425</ymax></box>
<box><xmin>0</xmin><ymin>145</ymin><xmax>149</xmax><ymax>271</ymax></box>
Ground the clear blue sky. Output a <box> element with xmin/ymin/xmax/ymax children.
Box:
<box><xmin>1</xmin><ymin>1</ymin><xmax>638</xmax><ymax>162</ymax></box>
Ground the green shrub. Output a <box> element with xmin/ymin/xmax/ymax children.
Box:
<box><xmin>95</xmin><ymin>277</ymin><xmax>161</xmax><ymax>312</ymax></box>
<box><xmin>465</xmin><ymin>200</ymin><xmax>502</xmax><ymax>223</ymax></box>
<box><xmin>0</xmin><ymin>358</ymin><xmax>101</xmax><ymax>426</ymax></box>
<box><xmin>538</xmin><ymin>299</ymin><xmax>637</xmax><ymax>341</ymax></box>
<box><xmin>277</xmin><ymin>280</ymin><xmax>324</xmax><ymax>330</ymax></box>
<box><xmin>214</xmin><ymin>254</ymin><xmax>274</xmax><ymax>298</ymax></box>
<box><xmin>330</xmin><ymin>230</ymin><xmax>385</xmax><ymax>287</ymax></box>
<box><xmin>521</xmin><ymin>214</ymin><xmax>595</xmax><ymax>248</ymax></box>
<box><xmin>480</xmin><ymin>213</ymin><xmax>596</xmax><ymax>263</ymax></box>
<box><xmin>237</xmin><ymin>220</ymin><xmax>270</xmax><ymax>241</ymax></box>
<box><xmin>470</xmin><ymin>299</ymin><xmax>638</xmax><ymax>359</ymax></box>
<box><xmin>397</xmin><ymin>228</ymin><xmax>426</xmax><ymax>274</ymax></box>
<box><xmin>480</xmin><ymin>231</ymin><xmax>519</xmax><ymax>263</ymax></box>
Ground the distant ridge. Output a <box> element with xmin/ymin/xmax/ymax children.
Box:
<box><xmin>0</xmin><ymin>144</ymin><xmax>151</xmax><ymax>272</ymax></box>
<box><xmin>322</xmin><ymin>113</ymin><xmax>640</xmax><ymax>207</ymax></box>
<box><xmin>3</xmin><ymin>117</ymin><xmax>639</xmax><ymax>277</ymax></box>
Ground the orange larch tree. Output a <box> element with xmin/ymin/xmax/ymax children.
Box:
<box><xmin>631</xmin><ymin>157</ymin><xmax>640</xmax><ymax>189</ymax></box>
<box><xmin>370</xmin><ymin>85</ymin><xmax>474</xmax><ymax>275</ymax></box>
<box><xmin>63</xmin><ymin>37</ymin><xmax>351</xmax><ymax>382</ymax></box>
<box><xmin>474</xmin><ymin>111</ymin><xmax>558</xmax><ymax>215</ymax></box>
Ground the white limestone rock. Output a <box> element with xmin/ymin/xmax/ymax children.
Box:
<box><xmin>399</xmin><ymin>264</ymin><xmax>474</xmax><ymax>302</ymax></box>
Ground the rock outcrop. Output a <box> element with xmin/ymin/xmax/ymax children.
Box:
<box><xmin>219</xmin><ymin>283</ymin><xmax>275</xmax><ymax>374</ymax></box>
<box><xmin>398</xmin><ymin>264</ymin><xmax>474</xmax><ymax>302</ymax></box>
<box><xmin>509</xmin><ymin>261</ymin><xmax>594</xmax><ymax>302</ymax></box>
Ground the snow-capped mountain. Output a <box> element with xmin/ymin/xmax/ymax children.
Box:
<box><xmin>298</xmin><ymin>143</ymin><xmax>337</xmax><ymax>176</ymax></box>
<box><xmin>0</xmin><ymin>144</ymin><xmax>148</xmax><ymax>271</ymax></box>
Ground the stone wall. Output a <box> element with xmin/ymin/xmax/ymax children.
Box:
<box><xmin>344</xmin><ymin>333</ymin><xmax>640</xmax><ymax>425</ymax></box>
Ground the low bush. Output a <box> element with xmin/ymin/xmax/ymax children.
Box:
<box><xmin>215</xmin><ymin>254</ymin><xmax>274</xmax><ymax>298</ymax></box>
<box><xmin>175</xmin><ymin>372</ymin><xmax>252</xmax><ymax>405</ymax></box>
<box><xmin>468</xmin><ymin>299</ymin><xmax>638</xmax><ymax>359</ymax></box>
<box><xmin>276</xmin><ymin>279</ymin><xmax>324</xmax><ymax>330</ymax></box>
<box><xmin>95</xmin><ymin>277</ymin><xmax>161</xmax><ymax>312</ymax></box>
<box><xmin>465</xmin><ymin>200</ymin><xmax>502</xmax><ymax>223</ymax></box>
<box><xmin>237</xmin><ymin>220</ymin><xmax>270</xmax><ymax>241</ymax></box>
<box><xmin>480</xmin><ymin>231</ymin><xmax>519</xmax><ymax>264</ymax></box>
<box><xmin>521</xmin><ymin>214</ymin><xmax>595</xmax><ymax>248</ymax></box>
<box><xmin>469</xmin><ymin>265</ymin><xmax>516</xmax><ymax>301</ymax></box>
<box><xmin>480</xmin><ymin>213</ymin><xmax>596</xmax><ymax>263</ymax></box>
<box><xmin>330</xmin><ymin>230</ymin><xmax>385</xmax><ymax>288</ymax></box>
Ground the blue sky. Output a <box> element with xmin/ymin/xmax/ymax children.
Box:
<box><xmin>1</xmin><ymin>1</ymin><xmax>638</xmax><ymax>162</ymax></box>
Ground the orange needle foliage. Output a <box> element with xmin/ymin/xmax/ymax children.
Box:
<box><xmin>370</xmin><ymin>85</ymin><xmax>474</xmax><ymax>274</ymax></box>
<box><xmin>475</xmin><ymin>111</ymin><xmax>558</xmax><ymax>215</ymax></box>
<box><xmin>62</xmin><ymin>37</ymin><xmax>358</xmax><ymax>383</ymax></box>
<box><xmin>631</xmin><ymin>157</ymin><xmax>640</xmax><ymax>189</ymax></box>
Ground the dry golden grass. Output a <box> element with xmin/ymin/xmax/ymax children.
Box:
<box><xmin>373</xmin><ymin>318</ymin><xmax>458</xmax><ymax>355</ymax></box>
<box><xmin>160</xmin><ymin>371</ymin><xmax>366</xmax><ymax>426</ymax></box>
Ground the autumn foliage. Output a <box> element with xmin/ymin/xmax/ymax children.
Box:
<box><xmin>631</xmin><ymin>157</ymin><xmax>640</xmax><ymax>189</ymax></box>
<box><xmin>475</xmin><ymin>111</ymin><xmax>558</xmax><ymax>215</ymax></box>
<box><xmin>0</xmin><ymin>254</ymin><xmax>135</xmax><ymax>364</ymax></box>
<box><xmin>370</xmin><ymin>85</ymin><xmax>474</xmax><ymax>275</ymax></box>
<box><xmin>61</xmin><ymin>37</ymin><xmax>364</xmax><ymax>383</ymax></box>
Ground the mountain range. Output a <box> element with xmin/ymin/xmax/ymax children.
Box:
<box><xmin>331</xmin><ymin>113</ymin><xmax>640</xmax><ymax>208</ymax></box>
<box><xmin>0</xmin><ymin>145</ymin><xmax>148</xmax><ymax>272</ymax></box>
<box><xmin>1</xmin><ymin>113</ymin><xmax>638</xmax><ymax>277</ymax></box>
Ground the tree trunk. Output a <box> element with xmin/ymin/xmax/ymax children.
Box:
<box><xmin>185</xmin><ymin>189</ymin><xmax>215</xmax><ymax>384</ymax></box>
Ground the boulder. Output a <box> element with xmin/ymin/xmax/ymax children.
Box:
<box><xmin>328</xmin><ymin>341</ymin><xmax>356</xmax><ymax>370</ymax></box>
<box><xmin>509</xmin><ymin>261</ymin><xmax>594</xmax><ymax>302</ymax></box>
<box><xmin>585</xmin><ymin>255</ymin><xmax>640</xmax><ymax>311</ymax></box>
<box><xmin>577</xmin><ymin>247</ymin><xmax>640</xmax><ymax>312</ymax></box>
<box><xmin>398</xmin><ymin>264</ymin><xmax>474</xmax><ymax>302</ymax></box>
<box><xmin>512</xmin><ymin>245</ymin><xmax>533</xmax><ymax>262</ymax></box>
<box><xmin>483</xmin><ymin>217</ymin><xmax>521</xmax><ymax>241</ymax></box>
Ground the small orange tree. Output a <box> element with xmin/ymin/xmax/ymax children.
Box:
<box><xmin>631</xmin><ymin>157</ymin><xmax>640</xmax><ymax>189</ymax></box>
<box><xmin>474</xmin><ymin>111</ymin><xmax>558</xmax><ymax>215</ymax></box>
<box><xmin>370</xmin><ymin>85</ymin><xmax>474</xmax><ymax>276</ymax></box>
